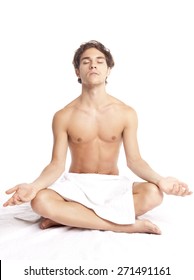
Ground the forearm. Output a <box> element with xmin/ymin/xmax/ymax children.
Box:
<box><xmin>127</xmin><ymin>158</ymin><xmax>164</xmax><ymax>186</ymax></box>
<box><xmin>31</xmin><ymin>162</ymin><xmax>65</xmax><ymax>192</ymax></box>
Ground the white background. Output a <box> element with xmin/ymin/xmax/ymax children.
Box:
<box><xmin>0</xmin><ymin>0</ymin><xmax>194</xmax><ymax>278</ymax></box>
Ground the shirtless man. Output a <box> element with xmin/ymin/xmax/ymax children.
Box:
<box><xmin>3</xmin><ymin>40</ymin><xmax>192</xmax><ymax>234</ymax></box>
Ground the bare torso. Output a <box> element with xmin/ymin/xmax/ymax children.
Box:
<box><xmin>62</xmin><ymin>95</ymin><xmax>129</xmax><ymax>175</ymax></box>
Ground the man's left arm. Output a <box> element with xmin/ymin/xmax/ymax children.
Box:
<box><xmin>122</xmin><ymin>107</ymin><xmax>192</xmax><ymax>196</ymax></box>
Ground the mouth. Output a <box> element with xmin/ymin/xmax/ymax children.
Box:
<box><xmin>88</xmin><ymin>71</ymin><xmax>98</xmax><ymax>75</ymax></box>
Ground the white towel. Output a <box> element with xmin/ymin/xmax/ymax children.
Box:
<box><xmin>49</xmin><ymin>173</ymin><xmax>135</xmax><ymax>225</ymax></box>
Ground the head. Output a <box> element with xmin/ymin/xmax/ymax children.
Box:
<box><xmin>72</xmin><ymin>40</ymin><xmax>115</xmax><ymax>84</ymax></box>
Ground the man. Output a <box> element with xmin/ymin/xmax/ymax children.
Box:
<box><xmin>3</xmin><ymin>40</ymin><xmax>192</xmax><ymax>234</ymax></box>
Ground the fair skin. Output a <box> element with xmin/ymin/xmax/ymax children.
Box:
<box><xmin>3</xmin><ymin>48</ymin><xmax>192</xmax><ymax>234</ymax></box>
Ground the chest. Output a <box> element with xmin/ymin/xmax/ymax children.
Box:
<box><xmin>67</xmin><ymin>110</ymin><xmax>124</xmax><ymax>143</ymax></box>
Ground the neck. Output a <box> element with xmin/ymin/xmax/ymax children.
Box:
<box><xmin>80</xmin><ymin>84</ymin><xmax>109</xmax><ymax>108</ymax></box>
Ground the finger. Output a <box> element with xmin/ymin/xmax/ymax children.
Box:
<box><xmin>13</xmin><ymin>196</ymin><xmax>19</xmax><ymax>204</ymax></box>
<box><xmin>4</xmin><ymin>193</ymin><xmax>20</xmax><ymax>206</ymax></box>
<box><xmin>179</xmin><ymin>182</ymin><xmax>191</xmax><ymax>190</ymax></box>
<box><xmin>5</xmin><ymin>186</ymin><xmax>18</xmax><ymax>195</ymax></box>
<box><xmin>14</xmin><ymin>199</ymin><xmax>23</xmax><ymax>205</ymax></box>
<box><xmin>179</xmin><ymin>181</ymin><xmax>188</xmax><ymax>188</ymax></box>
<box><xmin>3</xmin><ymin>201</ymin><xmax>9</xmax><ymax>207</ymax></box>
<box><xmin>178</xmin><ymin>183</ymin><xmax>191</xmax><ymax>196</ymax></box>
<box><xmin>3</xmin><ymin>198</ymin><xmax>15</xmax><ymax>207</ymax></box>
<box><xmin>181</xmin><ymin>188</ymin><xmax>193</xmax><ymax>196</ymax></box>
<box><xmin>174</xmin><ymin>183</ymin><xmax>192</xmax><ymax>196</ymax></box>
<box><xmin>178</xmin><ymin>187</ymin><xmax>187</xmax><ymax>196</ymax></box>
<box><xmin>12</xmin><ymin>195</ymin><xmax>23</xmax><ymax>204</ymax></box>
<box><xmin>172</xmin><ymin>184</ymin><xmax>185</xmax><ymax>196</ymax></box>
<box><xmin>3</xmin><ymin>196</ymin><xmax>23</xmax><ymax>207</ymax></box>
<box><xmin>172</xmin><ymin>183</ymin><xmax>180</xmax><ymax>195</ymax></box>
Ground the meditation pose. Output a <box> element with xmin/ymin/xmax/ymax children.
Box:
<box><xmin>3</xmin><ymin>40</ymin><xmax>192</xmax><ymax>234</ymax></box>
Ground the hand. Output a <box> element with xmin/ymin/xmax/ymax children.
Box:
<box><xmin>158</xmin><ymin>177</ymin><xmax>192</xmax><ymax>196</ymax></box>
<box><xmin>3</xmin><ymin>183</ymin><xmax>38</xmax><ymax>207</ymax></box>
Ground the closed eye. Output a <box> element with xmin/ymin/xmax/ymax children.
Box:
<box><xmin>82</xmin><ymin>60</ymin><xmax>90</xmax><ymax>64</ymax></box>
<box><xmin>97</xmin><ymin>60</ymin><xmax>104</xmax><ymax>64</ymax></box>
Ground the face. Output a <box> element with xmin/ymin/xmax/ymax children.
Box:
<box><xmin>76</xmin><ymin>48</ymin><xmax>111</xmax><ymax>85</ymax></box>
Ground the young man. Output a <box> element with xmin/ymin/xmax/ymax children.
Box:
<box><xmin>3</xmin><ymin>40</ymin><xmax>191</xmax><ymax>234</ymax></box>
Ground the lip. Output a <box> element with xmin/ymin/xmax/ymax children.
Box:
<box><xmin>88</xmin><ymin>71</ymin><xmax>99</xmax><ymax>75</ymax></box>
<box><xmin>88</xmin><ymin>70</ymin><xmax>98</xmax><ymax>75</ymax></box>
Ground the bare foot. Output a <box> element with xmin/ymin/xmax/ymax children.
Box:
<box><xmin>40</xmin><ymin>218</ymin><xmax>62</xmax><ymax>230</ymax></box>
<box><xmin>124</xmin><ymin>219</ymin><xmax>161</xmax><ymax>234</ymax></box>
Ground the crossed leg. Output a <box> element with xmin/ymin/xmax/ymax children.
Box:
<box><xmin>31</xmin><ymin>182</ymin><xmax>163</xmax><ymax>234</ymax></box>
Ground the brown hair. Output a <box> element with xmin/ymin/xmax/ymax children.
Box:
<box><xmin>72</xmin><ymin>40</ymin><xmax>115</xmax><ymax>83</ymax></box>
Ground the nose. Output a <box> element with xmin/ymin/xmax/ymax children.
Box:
<box><xmin>89</xmin><ymin>61</ymin><xmax>97</xmax><ymax>69</ymax></box>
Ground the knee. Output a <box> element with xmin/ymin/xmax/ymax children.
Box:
<box><xmin>144</xmin><ymin>183</ymin><xmax>163</xmax><ymax>208</ymax></box>
<box><xmin>31</xmin><ymin>189</ymin><xmax>52</xmax><ymax>216</ymax></box>
<box><xmin>134</xmin><ymin>182</ymin><xmax>163</xmax><ymax>215</ymax></box>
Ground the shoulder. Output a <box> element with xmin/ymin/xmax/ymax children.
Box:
<box><xmin>109</xmin><ymin>95</ymin><xmax>137</xmax><ymax>119</ymax></box>
<box><xmin>53</xmin><ymin>98</ymin><xmax>80</xmax><ymax>121</ymax></box>
<box><xmin>52</xmin><ymin>98</ymin><xmax>80</xmax><ymax>129</ymax></box>
<box><xmin>108</xmin><ymin>96</ymin><xmax>138</xmax><ymax>130</ymax></box>
<box><xmin>122</xmin><ymin>104</ymin><xmax>138</xmax><ymax>128</ymax></box>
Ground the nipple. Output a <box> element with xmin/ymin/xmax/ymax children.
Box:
<box><xmin>77</xmin><ymin>137</ymin><xmax>82</xmax><ymax>142</ymax></box>
<box><xmin>112</xmin><ymin>136</ymin><xmax>117</xmax><ymax>141</ymax></box>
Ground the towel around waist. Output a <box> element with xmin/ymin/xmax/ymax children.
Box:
<box><xmin>49</xmin><ymin>173</ymin><xmax>135</xmax><ymax>224</ymax></box>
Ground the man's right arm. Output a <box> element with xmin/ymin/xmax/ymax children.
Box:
<box><xmin>32</xmin><ymin>110</ymin><xmax>68</xmax><ymax>191</ymax></box>
<box><xmin>3</xmin><ymin>109</ymin><xmax>69</xmax><ymax>206</ymax></box>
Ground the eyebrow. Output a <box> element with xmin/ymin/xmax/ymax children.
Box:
<box><xmin>81</xmin><ymin>56</ymin><xmax>106</xmax><ymax>61</ymax></box>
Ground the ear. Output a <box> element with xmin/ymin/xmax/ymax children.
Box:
<box><xmin>75</xmin><ymin>68</ymin><xmax>80</xmax><ymax>78</ymax></box>
<box><xmin>107</xmin><ymin>67</ymin><xmax>111</xmax><ymax>77</ymax></box>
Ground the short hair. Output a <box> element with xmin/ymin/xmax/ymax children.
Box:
<box><xmin>72</xmin><ymin>40</ymin><xmax>115</xmax><ymax>83</ymax></box>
